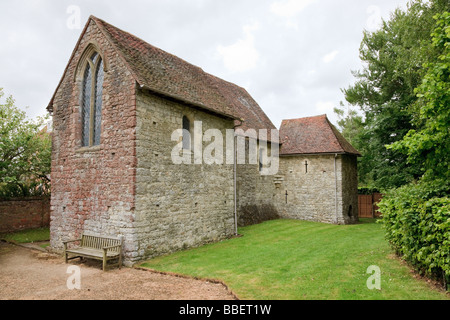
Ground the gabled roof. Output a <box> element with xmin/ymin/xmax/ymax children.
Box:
<box><xmin>48</xmin><ymin>16</ymin><xmax>276</xmax><ymax>135</ymax></box>
<box><xmin>279</xmin><ymin>114</ymin><xmax>361</xmax><ymax>156</ymax></box>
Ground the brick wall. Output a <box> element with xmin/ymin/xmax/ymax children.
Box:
<box><xmin>49</xmin><ymin>20</ymin><xmax>138</xmax><ymax>261</ymax></box>
<box><xmin>0</xmin><ymin>197</ymin><xmax>50</xmax><ymax>233</ymax></box>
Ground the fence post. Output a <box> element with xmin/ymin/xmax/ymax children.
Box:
<box><xmin>371</xmin><ymin>193</ymin><xmax>374</xmax><ymax>218</ymax></box>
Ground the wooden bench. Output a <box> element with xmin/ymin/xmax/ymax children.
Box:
<box><xmin>64</xmin><ymin>234</ymin><xmax>123</xmax><ymax>271</ymax></box>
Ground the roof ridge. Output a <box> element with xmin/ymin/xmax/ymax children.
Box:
<box><xmin>91</xmin><ymin>16</ymin><xmax>276</xmax><ymax>129</ymax></box>
<box><xmin>90</xmin><ymin>15</ymin><xmax>210</xmax><ymax>81</ymax></box>
<box><xmin>89</xmin><ymin>15</ymin><xmax>144</xmax><ymax>86</ymax></box>
<box><xmin>90</xmin><ymin>16</ymin><xmax>256</xmax><ymax>96</ymax></box>
<box><xmin>325</xmin><ymin>116</ymin><xmax>362</xmax><ymax>156</ymax></box>
<box><xmin>89</xmin><ymin>16</ymin><xmax>236</xmax><ymax>120</ymax></box>
<box><xmin>324</xmin><ymin>116</ymin><xmax>346</xmax><ymax>153</ymax></box>
<box><xmin>282</xmin><ymin>114</ymin><xmax>327</xmax><ymax>122</ymax></box>
<box><xmin>279</xmin><ymin>114</ymin><xmax>361</xmax><ymax>156</ymax></box>
<box><xmin>49</xmin><ymin>16</ymin><xmax>277</xmax><ymax>136</ymax></box>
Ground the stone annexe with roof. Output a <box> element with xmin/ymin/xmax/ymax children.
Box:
<box><xmin>48</xmin><ymin>16</ymin><xmax>361</xmax><ymax>266</ymax></box>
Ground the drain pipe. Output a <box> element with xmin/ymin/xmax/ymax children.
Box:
<box><xmin>334</xmin><ymin>153</ymin><xmax>339</xmax><ymax>224</ymax></box>
<box><xmin>233</xmin><ymin>119</ymin><xmax>244</xmax><ymax>236</ymax></box>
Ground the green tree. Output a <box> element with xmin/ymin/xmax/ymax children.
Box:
<box><xmin>0</xmin><ymin>88</ymin><xmax>51</xmax><ymax>198</ymax></box>
<box><xmin>333</xmin><ymin>104</ymin><xmax>368</xmax><ymax>186</ymax></box>
<box><xmin>379</xmin><ymin>12</ymin><xmax>450</xmax><ymax>291</ymax></box>
<box><xmin>334</xmin><ymin>103</ymin><xmax>364</xmax><ymax>145</ymax></box>
<box><xmin>388</xmin><ymin>12</ymin><xmax>450</xmax><ymax>182</ymax></box>
<box><xmin>341</xmin><ymin>0</ymin><xmax>449</xmax><ymax>190</ymax></box>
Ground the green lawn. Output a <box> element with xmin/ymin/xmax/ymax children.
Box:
<box><xmin>0</xmin><ymin>227</ymin><xmax>50</xmax><ymax>244</ymax></box>
<box><xmin>140</xmin><ymin>219</ymin><xmax>449</xmax><ymax>300</ymax></box>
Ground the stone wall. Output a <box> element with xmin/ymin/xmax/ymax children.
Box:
<box><xmin>273</xmin><ymin>154</ymin><xmax>359</xmax><ymax>225</ymax></box>
<box><xmin>134</xmin><ymin>90</ymin><xmax>236</xmax><ymax>262</ymax></box>
<box><xmin>339</xmin><ymin>154</ymin><xmax>359</xmax><ymax>224</ymax></box>
<box><xmin>236</xmin><ymin>140</ymin><xmax>280</xmax><ymax>227</ymax></box>
<box><xmin>49</xmin><ymin>20</ymin><xmax>138</xmax><ymax>261</ymax></box>
<box><xmin>0</xmin><ymin>197</ymin><xmax>50</xmax><ymax>233</ymax></box>
<box><xmin>235</xmin><ymin>147</ymin><xmax>359</xmax><ymax>226</ymax></box>
<box><xmin>275</xmin><ymin>154</ymin><xmax>337</xmax><ymax>223</ymax></box>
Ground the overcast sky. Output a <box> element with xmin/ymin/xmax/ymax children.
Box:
<box><xmin>0</xmin><ymin>0</ymin><xmax>410</xmax><ymax>128</ymax></box>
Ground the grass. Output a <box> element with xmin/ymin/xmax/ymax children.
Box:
<box><xmin>140</xmin><ymin>219</ymin><xmax>449</xmax><ymax>300</ymax></box>
<box><xmin>0</xmin><ymin>227</ymin><xmax>50</xmax><ymax>244</ymax></box>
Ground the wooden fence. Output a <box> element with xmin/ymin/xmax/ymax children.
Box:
<box><xmin>358</xmin><ymin>193</ymin><xmax>383</xmax><ymax>218</ymax></box>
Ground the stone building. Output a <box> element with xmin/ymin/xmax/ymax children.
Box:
<box><xmin>276</xmin><ymin>115</ymin><xmax>361</xmax><ymax>225</ymax></box>
<box><xmin>48</xmin><ymin>16</ymin><xmax>360</xmax><ymax>266</ymax></box>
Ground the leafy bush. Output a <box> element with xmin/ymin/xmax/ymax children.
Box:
<box><xmin>379</xmin><ymin>12</ymin><xmax>450</xmax><ymax>292</ymax></box>
<box><xmin>379</xmin><ymin>180</ymin><xmax>450</xmax><ymax>290</ymax></box>
<box><xmin>0</xmin><ymin>181</ymin><xmax>50</xmax><ymax>200</ymax></box>
<box><xmin>358</xmin><ymin>187</ymin><xmax>380</xmax><ymax>195</ymax></box>
<box><xmin>0</xmin><ymin>88</ymin><xmax>51</xmax><ymax>200</ymax></box>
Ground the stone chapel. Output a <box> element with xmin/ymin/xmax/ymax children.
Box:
<box><xmin>48</xmin><ymin>16</ymin><xmax>361</xmax><ymax>266</ymax></box>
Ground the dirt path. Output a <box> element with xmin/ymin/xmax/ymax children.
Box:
<box><xmin>0</xmin><ymin>242</ymin><xmax>236</xmax><ymax>300</ymax></box>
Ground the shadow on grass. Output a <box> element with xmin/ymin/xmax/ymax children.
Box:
<box><xmin>358</xmin><ymin>218</ymin><xmax>381</xmax><ymax>224</ymax></box>
<box><xmin>0</xmin><ymin>227</ymin><xmax>50</xmax><ymax>244</ymax></box>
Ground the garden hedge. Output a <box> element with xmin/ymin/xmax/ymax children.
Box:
<box><xmin>378</xmin><ymin>180</ymin><xmax>449</xmax><ymax>290</ymax></box>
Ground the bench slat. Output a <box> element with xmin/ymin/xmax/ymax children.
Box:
<box><xmin>66</xmin><ymin>247</ymin><xmax>120</xmax><ymax>258</ymax></box>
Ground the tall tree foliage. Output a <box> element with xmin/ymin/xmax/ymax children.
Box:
<box><xmin>339</xmin><ymin>0</ymin><xmax>449</xmax><ymax>190</ymax></box>
<box><xmin>372</xmin><ymin>10</ymin><xmax>449</xmax><ymax>290</ymax></box>
<box><xmin>388</xmin><ymin>12</ymin><xmax>450</xmax><ymax>183</ymax></box>
<box><xmin>0</xmin><ymin>88</ymin><xmax>51</xmax><ymax>198</ymax></box>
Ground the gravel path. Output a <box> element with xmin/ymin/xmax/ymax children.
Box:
<box><xmin>0</xmin><ymin>241</ymin><xmax>236</xmax><ymax>300</ymax></box>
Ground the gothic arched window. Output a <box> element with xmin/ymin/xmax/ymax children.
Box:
<box><xmin>81</xmin><ymin>52</ymin><xmax>104</xmax><ymax>147</ymax></box>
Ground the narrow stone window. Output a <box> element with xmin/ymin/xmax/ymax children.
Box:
<box><xmin>81</xmin><ymin>52</ymin><xmax>104</xmax><ymax>147</ymax></box>
<box><xmin>259</xmin><ymin>148</ymin><xmax>264</xmax><ymax>172</ymax></box>
<box><xmin>81</xmin><ymin>63</ymin><xmax>92</xmax><ymax>146</ymax></box>
<box><xmin>182</xmin><ymin>115</ymin><xmax>191</xmax><ymax>150</ymax></box>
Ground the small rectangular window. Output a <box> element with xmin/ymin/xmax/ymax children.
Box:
<box><xmin>259</xmin><ymin>148</ymin><xmax>264</xmax><ymax>172</ymax></box>
<box><xmin>182</xmin><ymin>116</ymin><xmax>191</xmax><ymax>150</ymax></box>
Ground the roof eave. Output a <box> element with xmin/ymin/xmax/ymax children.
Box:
<box><xmin>280</xmin><ymin>151</ymin><xmax>362</xmax><ymax>157</ymax></box>
<box><xmin>138</xmin><ymin>84</ymin><xmax>239</xmax><ymax>122</ymax></box>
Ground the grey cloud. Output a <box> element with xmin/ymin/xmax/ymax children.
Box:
<box><xmin>0</xmin><ymin>0</ymin><xmax>409</xmax><ymax>126</ymax></box>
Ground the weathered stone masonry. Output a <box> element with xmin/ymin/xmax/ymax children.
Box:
<box><xmin>134</xmin><ymin>91</ymin><xmax>235</xmax><ymax>261</ymax></box>
<box><xmin>235</xmin><ymin>152</ymin><xmax>359</xmax><ymax>227</ymax></box>
<box><xmin>274</xmin><ymin>154</ymin><xmax>358</xmax><ymax>225</ymax></box>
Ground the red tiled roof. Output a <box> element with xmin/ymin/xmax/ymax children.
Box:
<box><xmin>48</xmin><ymin>16</ymin><xmax>276</xmax><ymax>135</ymax></box>
<box><xmin>279</xmin><ymin>115</ymin><xmax>361</xmax><ymax>156</ymax></box>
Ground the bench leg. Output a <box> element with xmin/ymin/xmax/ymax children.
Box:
<box><xmin>103</xmin><ymin>251</ymin><xmax>107</xmax><ymax>272</ymax></box>
<box><xmin>64</xmin><ymin>243</ymin><xmax>68</xmax><ymax>263</ymax></box>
